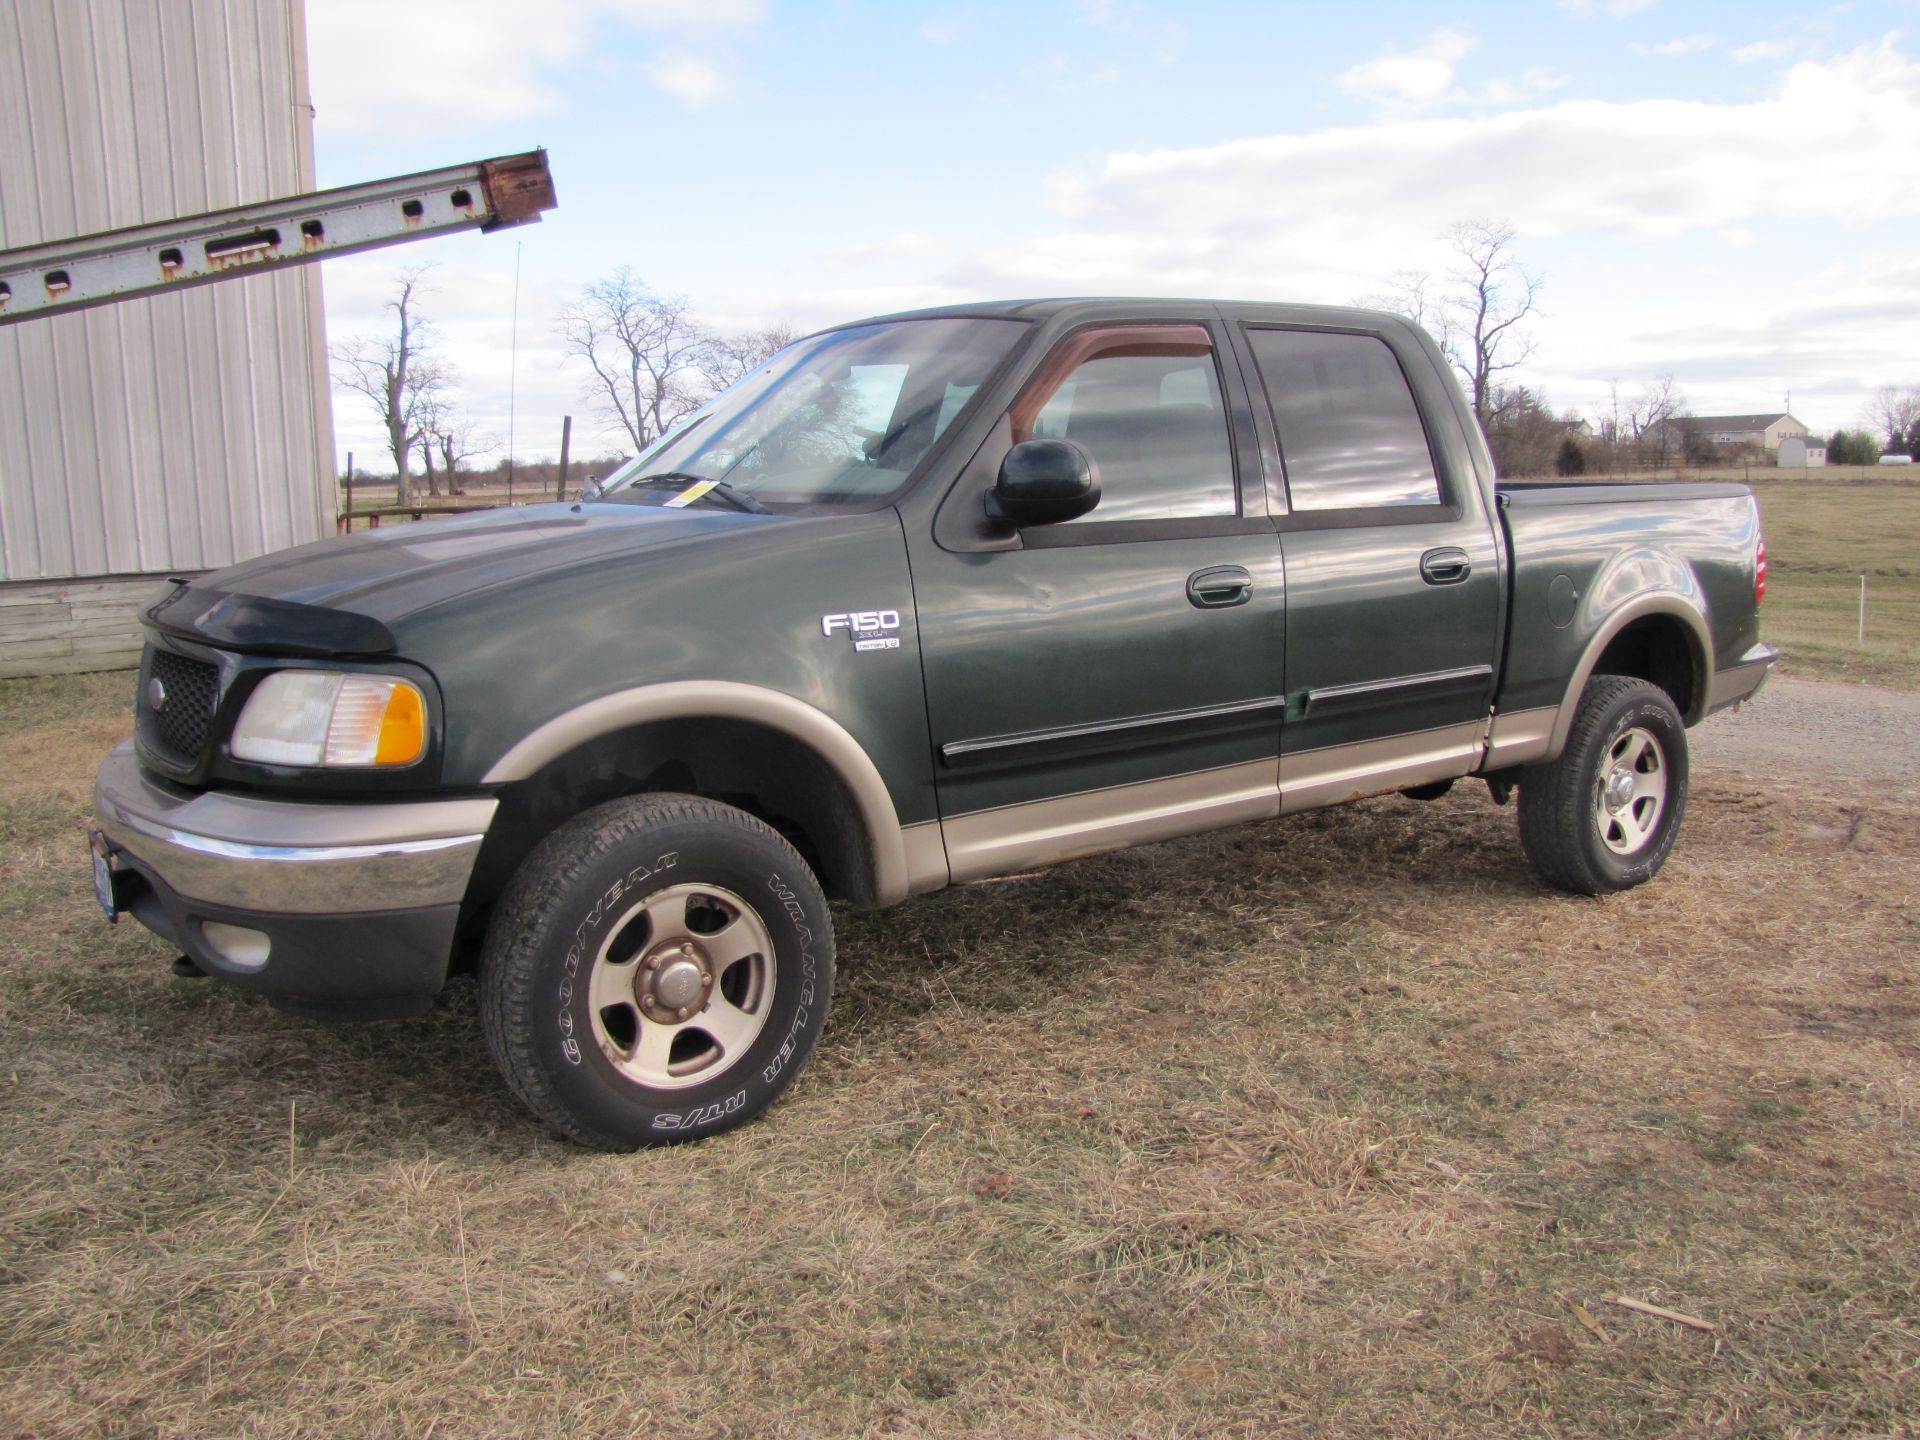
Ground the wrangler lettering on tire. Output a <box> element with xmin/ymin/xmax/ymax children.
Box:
<box><xmin>480</xmin><ymin>794</ymin><xmax>835</xmax><ymax>1150</ymax></box>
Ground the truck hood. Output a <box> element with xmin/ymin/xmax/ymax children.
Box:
<box><xmin>148</xmin><ymin>502</ymin><xmax>792</xmax><ymax>654</ymax></box>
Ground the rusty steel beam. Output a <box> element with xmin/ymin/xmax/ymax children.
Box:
<box><xmin>0</xmin><ymin>149</ymin><xmax>557</xmax><ymax>327</ymax></box>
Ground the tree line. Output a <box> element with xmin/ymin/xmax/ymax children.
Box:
<box><xmin>330</xmin><ymin>265</ymin><xmax>794</xmax><ymax>507</ymax></box>
<box><xmin>334</xmin><ymin>242</ymin><xmax>1920</xmax><ymax>502</ymax></box>
<box><xmin>1374</xmin><ymin>224</ymin><xmax>1920</xmax><ymax>476</ymax></box>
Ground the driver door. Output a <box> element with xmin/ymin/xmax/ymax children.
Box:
<box><xmin>906</xmin><ymin>320</ymin><xmax>1287</xmax><ymax>882</ymax></box>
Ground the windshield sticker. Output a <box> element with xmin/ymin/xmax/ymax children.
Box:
<box><xmin>822</xmin><ymin>610</ymin><xmax>902</xmax><ymax>652</ymax></box>
<box><xmin>663</xmin><ymin>480</ymin><xmax>720</xmax><ymax>508</ymax></box>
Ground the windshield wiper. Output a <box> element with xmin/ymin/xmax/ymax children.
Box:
<box><xmin>622</xmin><ymin>472</ymin><xmax>769</xmax><ymax>514</ymax></box>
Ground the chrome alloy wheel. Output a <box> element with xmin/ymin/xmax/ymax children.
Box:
<box><xmin>586</xmin><ymin>882</ymin><xmax>775</xmax><ymax>1090</ymax></box>
<box><xmin>1594</xmin><ymin>725</ymin><xmax>1668</xmax><ymax>856</ymax></box>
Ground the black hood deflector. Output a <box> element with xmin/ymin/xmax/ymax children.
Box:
<box><xmin>145</xmin><ymin>584</ymin><xmax>397</xmax><ymax>657</ymax></box>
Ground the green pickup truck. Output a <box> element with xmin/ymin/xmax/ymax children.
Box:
<box><xmin>91</xmin><ymin>299</ymin><xmax>1776</xmax><ymax>1148</ymax></box>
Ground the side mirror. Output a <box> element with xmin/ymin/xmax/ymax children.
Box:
<box><xmin>990</xmin><ymin>439</ymin><xmax>1100</xmax><ymax>527</ymax></box>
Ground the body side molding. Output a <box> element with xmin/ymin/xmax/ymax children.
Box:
<box><xmin>481</xmin><ymin>681</ymin><xmax>924</xmax><ymax>905</ymax></box>
<box><xmin>939</xmin><ymin>694</ymin><xmax>1288</xmax><ymax>767</ymax></box>
<box><xmin>1303</xmin><ymin>665</ymin><xmax>1494</xmax><ymax>717</ymax></box>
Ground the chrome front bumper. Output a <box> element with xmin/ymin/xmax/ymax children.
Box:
<box><xmin>92</xmin><ymin>742</ymin><xmax>496</xmax><ymax>915</ymax></box>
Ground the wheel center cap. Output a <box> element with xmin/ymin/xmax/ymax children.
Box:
<box><xmin>652</xmin><ymin>956</ymin><xmax>707</xmax><ymax>1011</ymax></box>
<box><xmin>1605</xmin><ymin>768</ymin><xmax>1636</xmax><ymax>812</ymax></box>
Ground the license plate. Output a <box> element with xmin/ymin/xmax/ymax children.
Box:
<box><xmin>89</xmin><ymin>831</ymin><xmax>118</xmax><ymax>923</ymax></box>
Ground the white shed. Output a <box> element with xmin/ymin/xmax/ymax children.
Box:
<box><xmin>0</xmin><ymin>0</ymin><xmax>333</xmax><ymax>676</ymax></box>
<box><xmin>1778</xmin><ymin>436</ymin><xmax>1827</xmax><ymax>468</ymax></box>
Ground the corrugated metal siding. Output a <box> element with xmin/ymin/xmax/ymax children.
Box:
<box><xmin>0</xmin><ymin>0</ymin><xmax>333</xmax><ymax>585</ymax></box>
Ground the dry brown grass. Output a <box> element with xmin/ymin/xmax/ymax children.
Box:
<box><xmin>4</xmin><ymin>672</ymin><xmax>1918</xmax><ymax>1437</ymax></box>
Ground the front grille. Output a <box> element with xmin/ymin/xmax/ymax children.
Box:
<box><xmin>143</xmin><ymin>648</ymin><xmax>220</xmax><ymax>767</ymax></box>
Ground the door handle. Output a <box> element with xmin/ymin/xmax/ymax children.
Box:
<box><xmin>1419</xmin><ymin>548</ymin><xmax>1472</xmax><ymax>586</ymax></box>
<box><xmin>1187</xmin><ymin>566</ymin><xmax>1253</xmax><ymax>609</ymax></box>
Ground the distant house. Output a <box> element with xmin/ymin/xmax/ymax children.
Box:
<box><xmin>1681</xmin><ymin>413</ymin><xmax>1810</xmax><ymax>452</ymax></box>
<box><xmin>1778</xmin><ymin>436</ymin><xmax>1827</xmax><ymax>467</ymax></box>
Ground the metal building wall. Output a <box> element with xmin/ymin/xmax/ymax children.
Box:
<box><xmin>0</xmin><ymin>0</ymin><xmax>333</xmax><ymax>669</ymax></box>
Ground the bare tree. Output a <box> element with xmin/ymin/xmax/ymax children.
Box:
<box><xmin>331</xmin><ymin>267</ymin><xmax>447</xmax><ymax>507</ymax></box>
<box><xmin>558</xmin><ymin>269</ymin><xmax>720</xmax><ymax>452</ymax></box>
<box><xmin>1445</xmin><ymin>221</ymin><xmax>1542</xmax><ymax>429</ymax></box>
<box><xmin>700</xmin><ymin>322</ymin><xmax>801</xmax><ymax>392</ymax></box>
<box><xmin>1368</xmin><ymin>223</ymin><xmax>1540</xmax><ymax>429</ymax></box>
<box><xmin>1865</xmin><ymin>384</ymin><xmax>1920</xmax><ymax>453</ymax></box>
<box><xmin>1359</xmin><ymin>268</ymin><xmax>1444</xmax><ymax>341</ymax></box>
<box><xmin>426</xmin><ymin>412</ymin><xmax>495</xmax><ymax>496</ymax></box>
<box><xmin>1627</xmin><ymin>373</ymin><xmax>1686</xmax><ymax>465</ymax></box>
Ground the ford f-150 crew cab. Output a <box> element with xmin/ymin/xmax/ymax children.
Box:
<box><xmin>91</xmin><ymin>298</ymin><xmax>1776</xmax><ymax>1149</ymax></box>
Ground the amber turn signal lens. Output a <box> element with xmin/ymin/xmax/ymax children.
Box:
<box><xmin>374</xmin><ymin>681</ymin><xmax>426</xmax><ymax>765</ymax></box>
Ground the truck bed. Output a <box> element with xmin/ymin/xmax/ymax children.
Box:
<box><xmin>1493</xmin><ymin>479</ymin><xmax>1768</xmax><ymax>722</ymax></box>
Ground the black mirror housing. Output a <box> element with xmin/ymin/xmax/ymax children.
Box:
<box><xmin>991</xmin><ymin>439</ymin><xmax>1100</xmax><ymax>527</ymax></box>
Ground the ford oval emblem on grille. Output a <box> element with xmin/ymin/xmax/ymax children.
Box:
<box><xmin>147</xmin><ymin>677</ymin><xmax>168</xmax><ymax>711</ymax></box>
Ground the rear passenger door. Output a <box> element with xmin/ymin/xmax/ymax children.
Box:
<box><xmin>1231</xmin><ymin>323</ymin><xmax>1501</xmax><ymax>810</ymax></box>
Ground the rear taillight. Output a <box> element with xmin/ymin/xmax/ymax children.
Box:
<box><xmin>1755</xmin><ymin>537</ymin><xmax>1768</xmax><ymax>604</ymax></box>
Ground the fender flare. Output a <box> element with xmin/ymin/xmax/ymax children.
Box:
<box><xmin>1549</xmin><ymin>594</ymin><xmax>1714</xmax><ymax>756</ymax></box>
<box><xmin>482</xmin><ymin>681</ymin><xmax>920</xmax><ymax>905</ymax></box>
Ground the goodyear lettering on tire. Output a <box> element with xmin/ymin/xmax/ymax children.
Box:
<box><xmin>557</xmin><ymin>852</ymin><xmax>678</xmax><ymax>1064</ymax></box>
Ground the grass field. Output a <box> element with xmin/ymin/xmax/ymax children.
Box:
<box><xmin>1735</xmin><ymin>476</ymin><xmax>1920</xmax><ymax>691</ymax></box>
<box><xmin>3</xmin><ymin>672</ymin><xmax>1917</xmax><ymax>1437</ymax></box>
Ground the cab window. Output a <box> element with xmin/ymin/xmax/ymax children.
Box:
<box><xmin>1246</xmin><ymin>328</ymin><xmax>1442</xmax><ymax>511</ymax></box>
<box><xmin>1012</xmin><ymin>325</ymin><xmax>1237</xmax><ymax>524</ymax></box>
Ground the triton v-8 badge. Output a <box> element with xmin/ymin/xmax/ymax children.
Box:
<box><xmin>820</xmin><ymin>610</ymin><xmax>902</xmax><ymax>652</ymax></box>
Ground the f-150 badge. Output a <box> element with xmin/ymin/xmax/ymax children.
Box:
<box><xmin>821</xmin><ymin>609</ymin><xmax>902</xmax><ymax>652</ymax></box>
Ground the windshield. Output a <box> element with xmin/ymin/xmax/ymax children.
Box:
<box><xmin>598</xmin><ymin>317</ymin><xmax>1026</xmax><ymax>512</ymax></box>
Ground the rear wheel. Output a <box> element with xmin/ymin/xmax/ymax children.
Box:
<box><xmin>481</xmin><ymin>794</ymin><xmax>834</xmax><ymax>1149</ymax></box>
<box><xmin>1517</xmin><ymin>676</ymin><xmax>1689</xmax><ymax>895</ymax></box>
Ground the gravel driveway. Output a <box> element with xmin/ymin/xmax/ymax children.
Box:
<box><xmin>1691</xmin><ymin>674</ymin><xmax>1920</xmax><ymax>796</ymax></box>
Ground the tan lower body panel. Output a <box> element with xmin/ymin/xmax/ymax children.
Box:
<box><xmin>902</xmin><ymin>820</ymin><xmax>951</xmax><ymax>895</ymax></box>
<box><xmin>942</xmin><ymin>759</ymin><xmax>1280</xmax><ymax>885</ymax></box>
<box><xmin>1482</xmin><ymin>706</ymin><xmax>1557</xmax><ymax>770</ymax></box>
<box><xmin>1278</xmin><ymin>720</ymin><xmax>1489</xmax><ymax>815</ymax></box>
<box><xmin>934</xmin><ymin>720</ymin><xmax>1501</xmax><ymax>889</ymax></box>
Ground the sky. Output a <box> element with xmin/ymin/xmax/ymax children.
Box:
<box><xmin>307</xmin><ymin>0</ymin><xmax>1920</xmax><ymax>469</ymax></box>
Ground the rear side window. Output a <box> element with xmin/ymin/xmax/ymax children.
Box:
<box><xmin>1247</xmin><ymin>329</ymin><xmax>1441</xmax><ymax>511</ymax></box>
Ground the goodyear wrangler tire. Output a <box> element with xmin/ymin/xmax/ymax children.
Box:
<box><xmin>481</xmin><ymin>794</ymin><xmax>834</xmax><ymax>1150</ymax></box>
<box><xmin>1517</xmin><ymin>675</ymin><xmax>1689</xmax><ymax>896</ymax></box>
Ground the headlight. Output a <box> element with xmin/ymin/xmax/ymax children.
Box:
<box><xmin>230</xmin><ymin>671</ymin><xmax>427</xmax><ymax>767</ymax></box>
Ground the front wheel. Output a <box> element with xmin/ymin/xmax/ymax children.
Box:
<box><xmin>1517</xmin><ymin>676</ymin><xmax>1689</xmax><ymax>895</ymax></box>
<box><xmin>481</xmin><ymin>794</ymin><xmax>835</xmax><ymax>1150</ymax></box>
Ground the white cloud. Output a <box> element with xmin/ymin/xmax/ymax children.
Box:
<box><xmin>1339</xmin><ymin>28</ymin><xmax>1478</xmax><ymax>108</ymax></box>
<box><xmin>645</xmin><ymin>54</ymin><xmax>726</xmax><ymax>106</ymax></box>
<box><xmin>1074</xmin><ymin>0</ymin><xmax>1183</xmax><ymax>52</ymax></box>
<box><xmin>1556</xmin><ymin>0</ymin><xmax>1659</xmax><ymax>16</ymax></box>
<box><xmin>306</xmin><ymin>0</ymin><xmax>765</xmax><ymax>140</ymax></box>
<box><xmin>819</xmin><ymin>232</ymin><xmax>950</xmax><ymax>267</ymax></box>
<box><xmin>1637</xmin><ymin>34</ymin><xmax>1717</xmax><ymax>58</ymax></box>
<box><xmin>1041</xmin><ymin>36</ymin><xmax>1920</xmax><ymax>261</ymax></box>
<box><xmin>1734</xmin><ymin>39</ymin><xmax>1797</xmax><ymax>64</ymax></box>
<box><xmin>913</xmin><ymin>35</ymin><xmax>1920</xmax><ymax>431</ymax></box>
<box><xmin>1473</xmin><ymin>69</ymin><xmax>1571</xmax><ymax>105</ymax></box>
<box><xmin>1539</xmin><ymin>257</ymin><xmax>1920</xmax><ymax>429</ymax></box>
